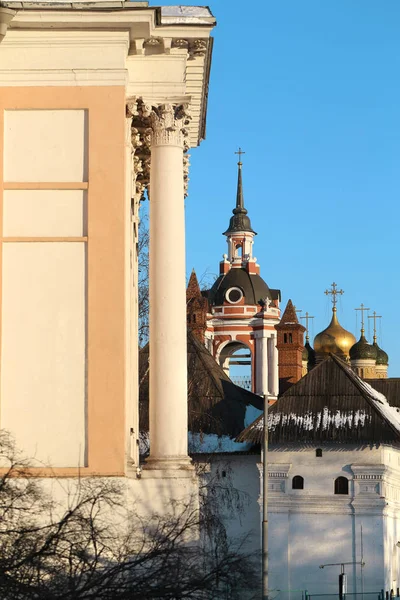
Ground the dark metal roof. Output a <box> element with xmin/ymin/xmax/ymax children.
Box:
<box><xmin>208</xmin><ymin>268</ymin><xmax>274</xmax><ymax>307</ymax></box>
<box><xmin>374</xmin><ymin>343</ymin><xmax>389</xmax><ymax>366</ymax></box>
<box><xmin>365</xmin><ymin>378</ymin><xmax>400</xmax><ymax>406</ymax></box>
<box><xmin>139</xmin><ymin>330</ymin><xmax>263</xmax><ymax>437</ymax></box>
<box><xmin>237</xmin><ymin>355</ymin><xmax>400</xmax><ymax>445</ymax></box>
<box><xmin>349</xmin><ymin>334</ymin><xmax>377</xmax><ymax>361</ymax></box>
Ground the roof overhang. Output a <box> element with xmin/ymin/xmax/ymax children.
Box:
<box><xmin>0</xmin><ymin>3</ymin><xmax>216</xmax><ymax>146</ymax></box>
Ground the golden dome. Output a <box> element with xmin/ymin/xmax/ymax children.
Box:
<box><xmin>314</xmin><ymin>307</ymin><xmax>357</xmax><ymax>359</ymax></box>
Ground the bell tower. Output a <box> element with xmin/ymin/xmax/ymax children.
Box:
<box><xmin>220</xmin><ymin>148</ymin><xmax>258</xmax><ymax>276</ymax></box>
<box><xmin>203</xmin><ymin>150</ymin><xmax>281</xmax><ymax>402</ymax></box>
<box><xmin>275</xmin><ymin>299</ymin><xmax>305</xmax><ymax>394</ymax></box>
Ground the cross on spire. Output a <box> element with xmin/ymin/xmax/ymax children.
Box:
<box><xmin>235</xmin><ymin>147</ymin><xmax>245</xmax><ymax>165</ymax></box>
<box><xmin>324</xmin><ymin>282</ymin><xmax>344</xmax><ymax>308</ymax></box>
<box><xmin>355</xmin><ymin>303</ymin><xmax>370</xmax><ymax>334</ymax></box>
<box><xmin>300</xmin><ymin>311</ymin><xmax>315</xmax><ymax>340</ymax></box>
<box><xmin>368</xmin><ymin>311</ymin><xmax>382</xmax><ymax>343</ymax></box>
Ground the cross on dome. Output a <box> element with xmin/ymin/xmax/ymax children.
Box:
<box><xmin>300</xmin><ymin>311</ymin><xmax>315</xmax><ymax>340</ymax></box>
<box><xmin>368</xmin><ymin>311</ymin><xmax>382</xmax><ymax>343</ymax></box>
<box><xmin>324</xmin><ymin>282</ymin><xmax>344</xmax><ymax>308</ymax></box>
<box><xmin>355</xmin><ymin>303</ymin><xmax>370</xmax><ymax>334</ymax></box>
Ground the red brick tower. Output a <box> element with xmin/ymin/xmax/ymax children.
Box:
<box><xmin>275</xmin><ymin>299</ymin><xmax>305</xmax><ymax>393</ymax></box>
<box><xmin>186</xmin><ymin>269</ymin><xmax>208</xmax><ymax>343</ymax></box>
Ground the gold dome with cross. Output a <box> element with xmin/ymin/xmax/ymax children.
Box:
<box><xmin>313</xmin><ymin>283</ymin><xmax>356</xmax><ymax>359</ymax></box>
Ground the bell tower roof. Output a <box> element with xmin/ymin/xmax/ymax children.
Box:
<box><xmin>223</xmin><ymin>148</ymin><xmax>256</xmax><ymax>235</ymax></box>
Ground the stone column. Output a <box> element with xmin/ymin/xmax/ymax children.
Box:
<box><xmin>145</xmin><ymin>103</ymin><xmax>192</xmax><ymax>472</ymax></box>
<box><xmin>261</xmin><ymin>334</ymin><xmax>269</xmax><ymax>397</ymax></box>
<box><xmin>272</xmin><ymin>334</ymin><xmax>279</xmax><ymax>397</ymax></box>
<box><xmin>267</xmin><ymin>335</ymin><xmax>279</xmax><ymax>397</ymax></box>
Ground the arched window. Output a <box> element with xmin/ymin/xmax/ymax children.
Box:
<box><xmin>334</xmin><ymin>476</ymin><xmax>349</xmax><ymax>495</ymax></box>
<box><xmin>289</xmin><ymin>333</ymin><xmax>293</xmax><ymax>343</ymax></box>
<box><xmin>292</xmin><ymin>475</ymin><xmax>304</xmax><ymax>490</ymax></box>
<box><xmin>236</xmin><ymin>244</ymin><xmax>242</xmax><ymax>258</ymax></box>
<box><xmin>284</xmin><ymin>333</ymin><xmax>288</xmax><ymax>343</ymax></box>
<box><xmin>316</xmin><ymin>448</ymin><xmax>322</xmax><ymax>457</ymax></box>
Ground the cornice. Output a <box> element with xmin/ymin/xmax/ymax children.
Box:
<box><xmin>5</xmin><ymin>6</ymin><xmax>215</xmax><ymax>147</ymax></box>
<box><xmin>268</xmin><ymin>495</ymin><xmax>386</xmax><ymax>515</ymax></box>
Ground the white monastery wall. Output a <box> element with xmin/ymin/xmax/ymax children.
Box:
<box><xmin>265</xmin><ymin>445</ymin><xmax>400</xmax><ymax>599</ymax></box>
<box><xmin>203</xmin><ymin>454</ymin><xmax>261</xmax><ymax>555</ymax></box>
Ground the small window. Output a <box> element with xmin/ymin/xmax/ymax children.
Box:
<box><xmin>289</xmin><ymin>333</ymin><xmax>293</xmax><ymax>343</ymax></box>
<box><xmin>316</xmin><ymin>448</ymin><xmax>322</xmax><ymax>457</ymax></box>
<box><xmin>334</xmin><ymin>476</ymin><xmax>349</xmax><ymax>495</ymax></box>
<box><xmin>192</xmin><ymin>314</ymin><xmax>196</xmax><ymax>324</ymax></box>
<box><xmin>292</xmin><ymin>475</ymin><xmax>304</xmax><ymax>490</ymax></box>
<box><xmin>226</xmin><ymin>287</ymin><xmax>243</xmax><ymax>304</ymax></box>
<box><xmin>284</xmin><ymin>333</ymin><xmax>288</xmax><ymax>343</ymax></box>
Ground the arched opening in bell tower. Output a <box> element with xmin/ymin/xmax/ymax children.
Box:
<box><xmin>218</xmin><ymin>341</ymin><xmax>252</xmax><ymax>390</ymax></box>
<box><xmin>218</xmin><ymin>341</ymin><xmax>262</xmax><ymax>426</ymax></box>
<box><xmin>235</xmin><ymin>244</ymin><xmax>242</xmax><ymax>258</ymax></box>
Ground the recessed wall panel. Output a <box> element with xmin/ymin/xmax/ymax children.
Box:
<box><xmin>4</xmin><ymin>109</ymin><xmax>87</xmax><ymax>182</ymax></box>
<box><xmin>3</xmin><ymin>190</ymin><xmax>87</xmax><ymax>237</ymax></box>
<box><xmin>1</xmin><ymin>242</ymin><xmax>87</xmax><ymax>467</ymax></box>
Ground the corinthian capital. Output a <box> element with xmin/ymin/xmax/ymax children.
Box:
<box><xmin>149</xmin><ymin>104</ymin><xmax>191</xmax><ymax>148</ymax></box>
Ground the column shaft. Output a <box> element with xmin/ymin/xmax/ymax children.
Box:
<box><xmin>261</xmin><ymin>335</ymin><xmax>269</xmax><ymax>397</ymax></box>
<box><xmin>146</xmin><ymin>114</ymin><xmax>191</xmax><ymax>470</ymax></box>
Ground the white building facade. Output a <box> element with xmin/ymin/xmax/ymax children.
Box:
<box><xmin>237</xmin><ymin>354</ymin><xmax>400</xmax><ymax>598</ymax></box>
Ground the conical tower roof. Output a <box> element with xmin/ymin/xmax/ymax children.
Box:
<box><xmin>186</xmin><ymin>268</ymin><xmax>202</xmax><ymax>300</ymax></box>
<box><xmin>223</xmin><ymin>153</ymin><xmax>256</xmax><ymax>235</ymax></box>
<box><xmin>279</xmin><ymin>299</ymin><xmax>299</xmax><ymax>325</ymax></box>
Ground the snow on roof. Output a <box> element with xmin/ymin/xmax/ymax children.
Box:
<box><xmin>355</xmin><ymin>378</ymin><xmax>400</xmax><ymax>435</ymax></box>
<box><xmin>188</xmin><ymin>433</ymin><xmax>253</xmax><ymax>454</ymax></box>
<box><xmin>237</xmin><ymin>356</ymin><xmax>400</xmax><ymax>445</ymax></box>
<box><xmin>267</xmin><ymin>408</ymin><xmax>370</xmax><ymax>433</ymax></box>
<box><xmin>160</xmin><ymin>6</ymin><xmax>215</xmax><ymax>25</ymax></box>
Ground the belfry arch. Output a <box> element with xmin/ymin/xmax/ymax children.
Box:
<box><xmin>217</xmin><ymin>340</ymin><xmax>253</xmax><ymax>391</ymax></box>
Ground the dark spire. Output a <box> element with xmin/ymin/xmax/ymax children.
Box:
<box><xmin>223</xmin><ymin>148</ymin><xmax>256</xmax><ymax>235</ymax></box>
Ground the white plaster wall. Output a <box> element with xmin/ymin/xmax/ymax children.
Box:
<box><xmin>4</xmin><ymin>109</ymin><xmax>87</xmax><ymax>182</ymax></box>
<box><xmin>269</xmin><ymin>511</ymin><xmax>383</xmax><ymax>599</ymax></box>
<box><xmin>1</xmin><ymin>242</ymin><xmax>86</xmax><ymax>467</ymax></box>
<box><xmin>3</xmin><ymin>190</ymin><xmax>87</xmax><ymax>237</ymax></box>
<box><xmin>204</xmin><ymin>454</ymin><xmax>261</xmax><ymax>554</ymax></box>
<box><xmin>266</xmin><ymin>446</ymin><xmax>393</xmax><ymax>600</ymax></box>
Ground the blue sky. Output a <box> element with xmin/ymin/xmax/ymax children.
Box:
<box><xmin>154</xmin><ymin>0</ymin><xmax>400</xmax><ymax>374</ymax></box>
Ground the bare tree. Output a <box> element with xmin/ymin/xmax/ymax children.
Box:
<box><xmin>0</xmin><ymin>432</ymin><xmax>258</xmax><ymax>600</ymax></box>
